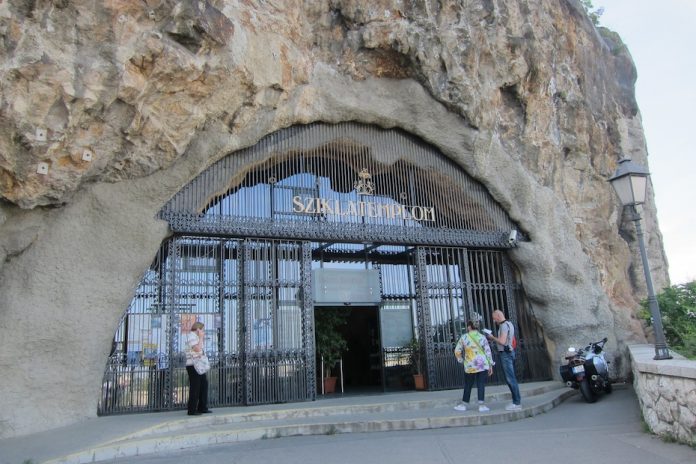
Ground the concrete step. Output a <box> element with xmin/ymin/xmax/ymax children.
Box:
<box><xmin>105</xmin><ymin>380</ymin><xmax>562</xmax><ymax>442</ymax></box>
<box><xmin>43</xmin><ymin>382</ymin><xmax>574</xmax><ymax>464</ymax></box>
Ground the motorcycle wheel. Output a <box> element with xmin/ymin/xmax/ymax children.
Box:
<box><xmin>604</xmin><ymin>381</ymin><xmax>613</xmax><ymax>394</ymax></box>
<box><xmin>579</xmin><ymin>379</ymin><xmax>597</xmax><ymax>403</ymax></box>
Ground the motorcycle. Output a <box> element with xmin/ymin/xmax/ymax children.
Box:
<box><xmin>559</xmin><ymin>337</ymin><xmax>612</xmax><ymax>403</ymax></box>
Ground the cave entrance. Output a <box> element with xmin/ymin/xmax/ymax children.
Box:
<box><xmin>98</xmin><ymin>123</ymin><xmax>551</xmax><ymax>415</ymax></box>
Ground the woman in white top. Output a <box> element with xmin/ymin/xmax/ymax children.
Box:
<box><xmin>185</xmin><ymin>322</ymin><xmax>211</xmax><ymax>415</ymax></box>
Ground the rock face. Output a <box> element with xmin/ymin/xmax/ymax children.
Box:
<box><xmin>0</xmin><ymin>0</ymin><xmax>669</xmax><ymax>438</ymax></box>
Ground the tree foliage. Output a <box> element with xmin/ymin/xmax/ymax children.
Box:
<box><xmin>640</xmin><ymin>281</ymin><xmax>696</xmax><ymax>359</ymax></box>
<box><xmin>580</xmin><ymin>0</ymin><xmax>605</xmax><ymax>26</ymax></box>
<box><xmin>407</xmin><ymin>337</ymin><xmax>423</xmax><ymax>375</ymax></box>
<box><xmin>314</xmin><ymin>309</ymin><xmax>349</xmax><ymax>377</ymax></box>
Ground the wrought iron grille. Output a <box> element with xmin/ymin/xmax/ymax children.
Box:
<box><xmin>100</xmin><ymin>239</ymin><xmax>549</xmax><ymax>414</ymax></box>
<box><xmin>160</xmin><ymin>123</ymin><xmax>521</xmax><ymax>248</ymax></box>
<box><xmin>99</xmin><ymin>236</ymin><xmax>313</xmax><ymax>415</ymax></box>
<box><xmin>241</xmin><ymin>238</ymin><xmax>312</xmax><ymax>404</ymax></box>
<box><xmin>99</xmin><ymin>124</ymin><xmax>549</xmax><ymax>415</ymax></box>
<box><xmin>412</xmin><ymin>246</ymin><xmax>550</xmax><ymax>390</ymax></box>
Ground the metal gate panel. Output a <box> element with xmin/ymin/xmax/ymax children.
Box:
<box><xmin>99</xmin><ymin>236</ymin><xmax>314</xmax><ymax>415</ymax></box>
<box><xmin>242</xmin><ymin>238</ymin><xmax>312</xmax><ymax>405</ymax></box>
<box><xmin>413</xmin><ymin>246</ymin><xmax>549</xmax><ymax>390</ymax></box>
<box><xmin>169</xmin><ymin>238</ymin><xmax>227</xmax><ymax>409</ymax></box>
<box><xmin>101</xmin><ymin>239</ymin><xmax>549</xmax><ymax>415</ymax></box>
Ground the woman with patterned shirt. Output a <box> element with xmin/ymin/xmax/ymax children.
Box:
<box><xmin>453</xmin><ymin>320</ymin><xmax>494</xmax><ymax>412</ymax></box>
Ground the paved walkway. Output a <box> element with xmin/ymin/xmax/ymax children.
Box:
<box><xmin>5</xmin><ymin>381</ymin><xmax>689</xmax><ymax>464</ymax></box>
<box><xmin>114</xmin><ymin>385</ymin><xmax>696</xmax><ymax>464</ymax></box>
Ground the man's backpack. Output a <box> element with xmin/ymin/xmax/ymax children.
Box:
<box><xmin>506</xmin><ymin>321</ymin><xmax>518</xmax><ymax>350</ymax></box>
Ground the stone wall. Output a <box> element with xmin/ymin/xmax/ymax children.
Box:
<box><xmin>629</xmin><ymin>345</ymin><xmax>696</xmax><ymax>446</ymax></box>
<box><xmin>0</xmin><ymin>0</ymin><xmax>669</xmax><ymax>437</ymax></box>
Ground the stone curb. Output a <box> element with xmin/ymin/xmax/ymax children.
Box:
<box><xmin>43</xmin><ymin>387</ymin><xmax>574</xmax><ymax>464</ymax></box>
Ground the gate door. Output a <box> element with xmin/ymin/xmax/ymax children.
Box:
<box><xmin>414</xmin><ymin>246</ymin><xmax>548</xmax><ymax>390</ymax></box>
<box><xmin>242</xmin><ymin>238</ymin><xmax>314</xmax><ymax>404</ymax></box>
<box><xmin>98</xmin><ymin>236</ymin><xmax>315</xmax><ymax>415</ymax></box>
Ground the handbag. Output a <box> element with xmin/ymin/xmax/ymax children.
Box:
<box><xmin>193</xmin><ymin>353</ymin><xmax>210</xmax><ymax>375</ymax></box>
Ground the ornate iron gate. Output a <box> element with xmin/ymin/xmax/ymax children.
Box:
<box><xmin>99</xmin><ymin>122</ymin><xmax>551</xmax><ymax>415</ymax></box>
<box><xmin>99</xmin><ymin>236</ymin><xmax>314</xmax><ymax>414</ymax></box>
<box><xmin>241</xmin><ymin>239</ymin><xmax>314</xmax><ymax>404</ymax></box>
<box><xmin>100</xmin><ymin>239</ymin><xmax>549</xmax><ymax>414</ymax></box>
<box><xmin>413</xmin><ymin>246</ymin><xmax>543</xmax><ymax>390</ymax></box>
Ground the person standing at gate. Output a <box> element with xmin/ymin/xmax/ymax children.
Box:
<box><xmin>486</xmin><ymin>309</ymin><xmax>522</xmax><ymax>411</ymax></box>
<box><xmin>185</xmin><ymin>322</ymin><xmax>212</xmax><ymax>416</ymax></box>
<box><xmin>453</xmin><ymin>320</ymin><xmax>494</xmax><ymax>412</ymax></box>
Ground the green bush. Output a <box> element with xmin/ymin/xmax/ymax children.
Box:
<box><xmin>640</xmin><ymin>281</ymin><xmax>696</xmax><ymax>359</ymax></box>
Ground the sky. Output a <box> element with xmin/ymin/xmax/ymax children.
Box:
<box><xmin>598</xmin><ymin>0</ymin><xmax>696</xmax><ymax>285</ymax></box>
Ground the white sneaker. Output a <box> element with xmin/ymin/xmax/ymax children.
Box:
<box><xmin>505</xmin><ymin>403</ymin><xmax>522</xmax><ymax>411</ymax></box>
<box><xmin>478</xmin><ymin>405</ymin><xmax>490</xmax><ymax>412</ymax></box>
<box><xmin>453</xmin><ymin>403</ymin><xmax>467</xmax><ymax>411</ymax></box>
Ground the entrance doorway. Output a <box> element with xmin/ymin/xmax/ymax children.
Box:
<box><xmin>314</xmin><ymin>305</ymin><xmax>382</xmax><ymax>395</ymax></box>
<box><xmin>341</xmin><ymin>306</ymin><xmax>382</xmax><ymax>393</ymax></box>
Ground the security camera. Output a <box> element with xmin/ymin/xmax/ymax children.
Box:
<box><xmin>508</xmin><ymin>229</ymin><xmax>518</xmax><ymax>245</ymax></box>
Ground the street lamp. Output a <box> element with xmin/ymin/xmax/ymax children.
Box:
<box><xmin>609</xmin><ymin>157</ymin><xmax>671</xmax><ymax>360</ymax></box>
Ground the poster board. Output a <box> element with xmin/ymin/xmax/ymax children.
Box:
<box><xmin>142</xmin><ymin>343</ymin><xmax>158</xmax><ymax>366</ymax></box>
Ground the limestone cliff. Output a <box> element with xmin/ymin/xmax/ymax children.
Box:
<box><xmin>0</xmin><ymin>0</ymin><xmax>669</xmax><ymax>438</ymax></box>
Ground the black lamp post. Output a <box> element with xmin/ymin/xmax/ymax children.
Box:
<box><xmin>609</xmin><ymin>158</ymin><xmax>671</xmax><ymax>360</ymax></box>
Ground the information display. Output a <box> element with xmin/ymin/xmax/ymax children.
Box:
<box><xmin>380</xmin><ymin>303</ymin><xmax>413</xmax><ymax>348</ymax></box>
<box><xmin>312</xmin><ymin>268</ymin><xmax>382</xmax><ymax>305</ymax></box>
